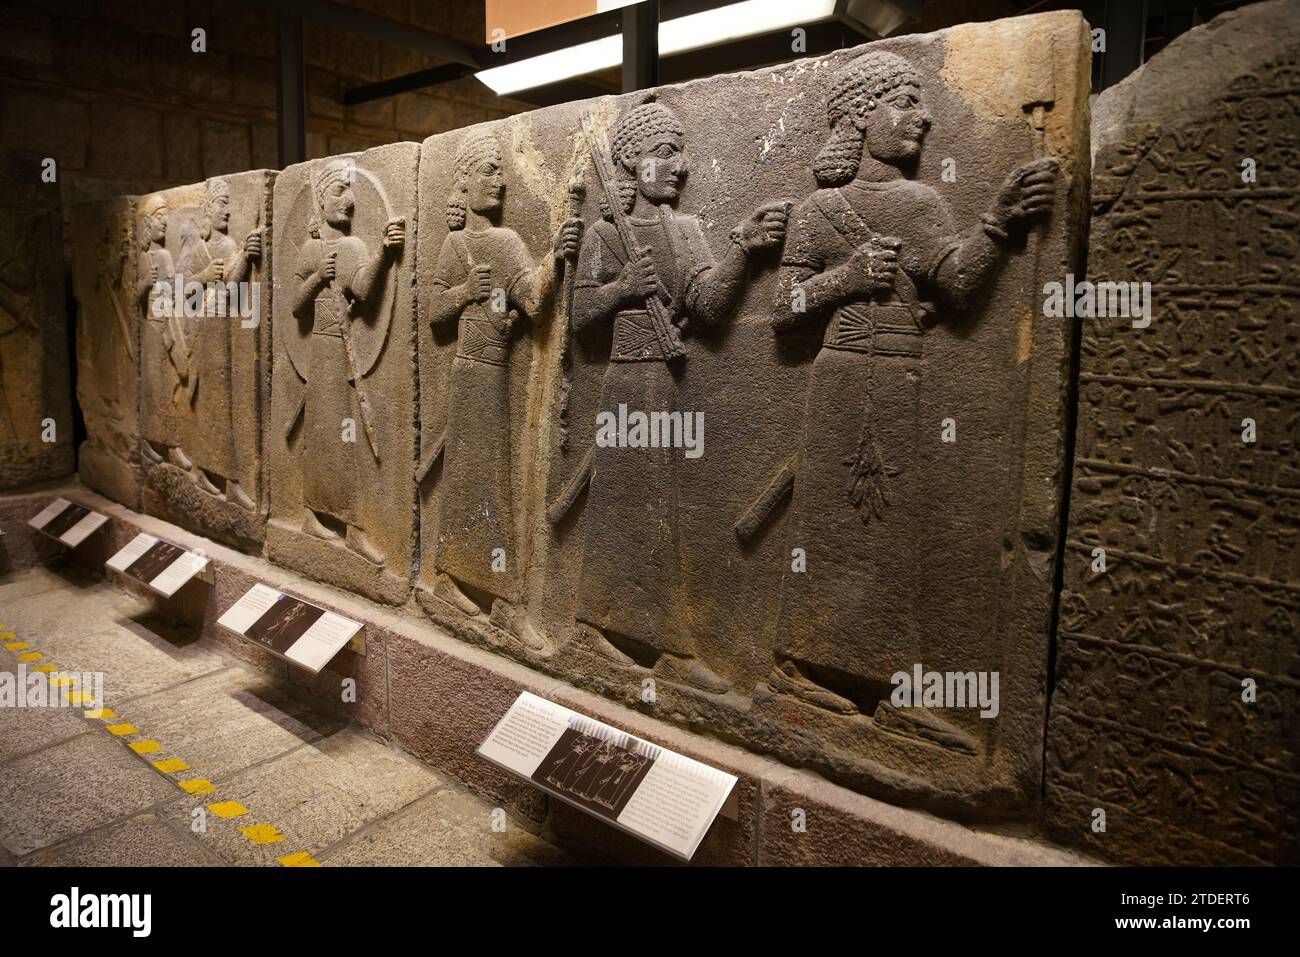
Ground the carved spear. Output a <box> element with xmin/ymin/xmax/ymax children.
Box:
<box><xmin>557</xmin><ymin>160</ymin><xmax>586</xmax><ymax>453</ymax></box>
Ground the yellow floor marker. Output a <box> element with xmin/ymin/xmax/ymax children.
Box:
<box><xmin>66</xmin><ymin>691</ymin><xmax>96</xmax><ymax>706</ymax></box>
<box><xmin>33</xmin><ymin>664</ymin><xmax>57</xmax><ymax>673</ymax></box>
<box><xmin>129</xmin><ymin>740</ymin><xmax>161</xmax><ymax>755</ymax></box>
<box><xmin>240</xmin><ymin>823</ymin><xmax>285</xmax><ymax>846</ymax></box>
<box><xmin>278</xmin><ymin>852</ymin><xmax>321</xmax><ymax>867</ymax></box>
<box><xmin>0</xmin><ymin>631</ymin><xmax>14</xmax><ymax>639</ymax></box>
<box><xmin>4</xmin><ymin>641</ymin><xmax>27</xmax><ymax>650</ymax></box>
<box><xmin>179</xmin><ymin>779</ymin><xmax>216</xmax><ymax>796</ymax></box>
<box><xmin>84</xmin><ymin>707</ymin><xmax>116</xmax><ymax>719</ymax></box>
<box><xmin>105</xmin><ymin>723</ymin><xmax>138</xmax><ymax>736</ymax></box>
<box><xmin>17</xmin><ymin>652</ymin><xmax>42</xmax><ymax>662</ymax></box>
<box><xmin>49</xmin><ymin>675</ymin><xmax>76</xmax><ymax>688</ymax></box>
<box><xmin>152</xmin><ymin>758</ymin><xmax>189</xmax><ymax>773</ymax></box>
<box><xmin>208</xmin><ymin>801</ymin><xmax>249</xmax><ymax>819</ymax></box>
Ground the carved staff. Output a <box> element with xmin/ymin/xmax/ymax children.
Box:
<box><xmin>557</xmin><ymin>162</ymin><xmax>586</xmax><ymax>453</ymax></box>
<box><xmin>579</xmin><ymin>110</ymin><xmax>684</xmax><ymax>361</ymax></box>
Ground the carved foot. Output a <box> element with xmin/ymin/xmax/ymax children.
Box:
<box><xmin>432</xmin><ymin>572</ymin><xmax>481</xmax><ymax>616</ymax></box>
<box><xmin>490</xmin><ymin>599</ymin><xmax>550</xmax><ymax>654</ymax></box>
<box><xmin>227</xmin><ymin>481</ymin><xmax>256</xmax><ymax>511</ymax></box>
<box><xmin>301</xmin><ymin>509</ymin><xmax>339</xmax><ymax>541</ymax></box>
<box><xmin>345</xmin><ymin>526</ymin><xmax>385</xmax><ymax>567</ymax></box>
<box><xmin>874</xmin><ymin>704</ymin><xmax>979</xmax><ymax>754</ymax></box>
<box><xmin>195</xmin><ymin>470</ymin><xmax>221</xmax><ymax>496</ymax></box>
<box><xmin>142</xmin><ymin>441</ymin><xmax>164</xmax><ymax>465</ymax></box>
<box><xmin>168</xmin><ymin>446</ymin><xmax>195</xmax><ymax>472</ymax></box>
<box><xmin>567</xmin><ymin>624</ymin><xmax>634</xmax><ymax>665</ymax></box>
<box><xmin>767</xmin><ymin>660</ymin><xmax>857</xmax><ymax>715</ymax></box>
<box><xmin>655</xmin><ymin>653</ymin><xmax>730</xmax><ymax>694</ymax></box>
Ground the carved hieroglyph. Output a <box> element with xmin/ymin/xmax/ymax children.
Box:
<box><xmin>0</xmin><ymin>153</ymin><xmax>74</xmax><ymax>489</ymax></box>
<box><xmin>1048</xmin><ymin>0</ymin><xmax>1300</xmax><ymax>865</ymax></box>
<box><xmin>268</xmin><ymin>144</ymin><xmax>417</xmax><ymax>604</ymax></box>
<box><xmin>416</xmin><ymin>125</ymin><xmax>581</xmax><ymax>654</ymax></box>
<box><xmin>137</xmin><ymin>171</ymin><xmax>273</xmax><ymax>548</ymax></box>
<box><xmin>72</xmin><ymin>196</ymin><xmax>140</xmax><ymax>507</ymax></box>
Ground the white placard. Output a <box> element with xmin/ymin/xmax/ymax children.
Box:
<box><xmin>107</xmin><ymin>533</ymin><xmax>156</xmax><ymax>573</ymax></box>
<box><xmin>478</xmin><ymin>692</ymin><xmax>738</xmax><ymax>861</ymax></box>
<box><xmin>217</xmin><ymin>583</ymin><xmax>282</xmax><ymax>634</ymax></box>
<box><xmin>150</xmin><ymin>550</ymin><xmax>210</xmax><ymax>598</ymax></box>
<box><xmin>217</xmin><ymin>585</ymin><xmax>362</xmax><ymax>675</ymax></box>
<box><xmin>27</xmin><ymin>498</ymin><xmax>72</xmax><ymax>530</ymax></box>
<box><xmin>59</xmin><ymin>511</ymin><xmax>109</xmax><ymax>547</ymax></box>
<box><xmin>283</xmin><ymin>611</ymin><xmax>363</xmax><ymax>672</ymax></box>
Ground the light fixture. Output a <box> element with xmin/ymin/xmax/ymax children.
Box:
<box><xmin>477</xmin><ymin>0</ymin><xmax>851</xmax><ymax>96</ymax></box>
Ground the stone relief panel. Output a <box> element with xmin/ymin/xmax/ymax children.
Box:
<box><xmin>1048</xmin><ymin>0</ymin><xmax>1300</xmax><ymax>865</ymax></box>
<box><xmin>413</xmin><ymin>11</ymin><xmax>1090</xmax><ymax>816</ymax></box>
<box><xmin>136</xmin><ymin>171</ymin><xmax>274</xmax><ymax>549</ymax></box>
<box><xmin>267</xmin><ymin>144</ymin><xmax>417</xmax><ymax>605</ymax></box>
<box><xmin>71</xmin><ymin>195</ymin><xmax>140</xmax><ymax>508</ymax></box>
<box><xmin>0</xmin><ymin>153</ymin><xmax>75</xmax><ymax>489</ymax></box>
<box><xmin>415</xmin><ymin>120</ymin><xmax>583</xmax><ymax>658</ymax></box>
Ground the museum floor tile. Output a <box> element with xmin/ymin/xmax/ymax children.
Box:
<box><xmin>0</xmin><ymin>567</ymin><xmax>578</xmax><ymax>867</ymax></box>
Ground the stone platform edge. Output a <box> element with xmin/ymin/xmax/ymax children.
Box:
<box><xmin>0</xmin><ymin>480</ymin><xmax>1101</xmax><ymax>867</ymax></box>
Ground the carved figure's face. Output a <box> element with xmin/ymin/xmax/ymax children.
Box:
<box><xmin>210</xmin><ymin>193</ymin><xmax>231</xmax><ymax>232</ymax></box>
<box><xmin>321</xmin><ymin>178</ymin><xmax>355</xmax><ymax>228</ymax></box>
<box><xmin>634</xmin><ymin>130</ymin><xmax>687</xmax><ymax>205</ymax></box>
<box><xmin>467</xmin><ymin>159</ymin><xmax>504</xmax><ymax>214</ymax></box>
<box><xmin>149</xmin><ymin>210</ymin><xmax>167</xmax><ymax>244</ymax></box>
<box><xmin>860</xmin><ymin>82</ymin><xmax>930</xmax><ymax>164</ymax></box>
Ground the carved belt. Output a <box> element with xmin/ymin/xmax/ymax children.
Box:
<box><xmin>824</xmin><ymin>302</ymin><xmax>923</xmax><ymax>358</ymax></box>
<box><xmin>456</xmin><ymin>316</ymin><xmax>509</xmax><ymax>367</ymax></box>
<box><xmin>611</xmin><ymin>310</ymin><xmax>673</xmax><ymax>363</ymax></box>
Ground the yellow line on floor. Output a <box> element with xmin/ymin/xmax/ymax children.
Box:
<box><xmin>1</xmin><ymin>621</ymin><xmax>323</xmax><ymax>867</ymax></box>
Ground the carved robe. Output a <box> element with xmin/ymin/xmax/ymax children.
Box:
<box><xmin>179</xmin><ymin>231</ymin><xmax>238</xmax><ymax>480</ymax></box>
<box><xmin>572</xmin><ymin>212</ymin><xmax>714</xmax><ymax>658</ymax></box>
<box><xmin>293</xmin><ymin>235</ymin><xmax>370</xmax><ymax>525</ymax></box>
<box><xmin>432</xmin><ymin>225</ymin><xmax>533</xmax><ymax>602</ymax></box>
<box><xmin>775</xmin><ymin>179</ymin><xmax>962</xmax><ymax>684</ymax></box>
<box><xmin>139</xmin><ymin>246</ymin><xmax>186</xmax><ymax>449</ymax></box>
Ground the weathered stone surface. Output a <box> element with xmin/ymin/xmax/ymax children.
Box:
<box><xmin>0</xmin><ymin>153</ymin><xmax>75</xmax><ymax>489</ymax></box>
<box><xmin>1047</xmin><ymin>0</ymin><xmax>1300</xmax><ymax>866</ymax></box>
<box><xmin>71</xmin><ymin>195</ymin><xmax>141</xmax><ymax>506</ymax></box>
<box><xmin>412</xmin><ymin>11</ymin><xmax>1091</xmax><ymax>816</ymax></box>
<box><xmin>266</xmin><ymin>143</ymin><xmax>418</xmax><ymax>604</ymax></box>
<box><xmin>136</xmin><ymin>170</ymin><xmax>274</xmax><ymax>550</ymax></box>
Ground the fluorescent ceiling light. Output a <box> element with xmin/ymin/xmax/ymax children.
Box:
<box><xmin>477</xmin><ymin>0</ymin><xmax>839</xmax><ymax>95</ymax></box>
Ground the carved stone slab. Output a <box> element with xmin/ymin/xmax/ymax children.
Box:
<box><xmin>413</xmin><ymin>11</ymin><xmax>1092</xmax><ymax>816</ymax></box>
<box><xmin>0</xmin><ymin>153</ymin><xmax>74</xmax><ymax>490</ymax></box>
<box><xmin>136</xmin><ymin>170</ymin><xmax>274</xmax><ymax>550</ymax></box>
<box><xmin>1048</xmin><ymin>0</ymin><xmax>1300</xmax><ymax>865</ymax></box>
<box><xmin>71</xmin><ymin>195</ymin><xmax>140</xmax><ymax>508</ymax></box>
<box><xmin>267</xmin><ymin>143</ymin><xmax>418</xmax><ymax>604</ymax></box>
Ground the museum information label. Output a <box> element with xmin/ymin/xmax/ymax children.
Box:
<box><xmin>27</xmin><ymin>498</ymin><xmax>109</xmax><ymax>547</ymax></box>
<box><xmin>217</xmin><ymin>584</ymin><xmax>362</xmax><ymax>674</ymax></box>
<box><xmin>107</xmin><ymin>533</ymin><xmax>210</xmax><ymax>598</ymax></box>
<box><xmin>478</xmin><ymin>691</ymin><xmax>737</xmax><ymax>861</ymax></box>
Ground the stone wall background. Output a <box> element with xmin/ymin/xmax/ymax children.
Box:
<box><xmin>0</xmin><ymin>0</ymin><xmax>529</xmax><ymax>218</ymax></box>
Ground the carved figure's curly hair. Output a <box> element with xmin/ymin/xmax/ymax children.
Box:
<box><xmin>814</xmin><ymin>51</ymin><xmax>922</xmax><ymax>187</ymax></box>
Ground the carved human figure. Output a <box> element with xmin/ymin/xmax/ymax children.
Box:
<box><xmin>567</xmin><ymin>97</ymin><xmax>788</xmax><ymax>692</ymax></box>
<box><xmin>762</xmin><ymin>50</ymin><xmax>1056</xmax><ymax>726</ymax></box>
<box><xmin>288</xmin><ymin>160</ymin><xmax>405</xmax><ymax>565</ymax></box>
<box><xmin>177</xmin><ymin>177</ymin><xmax>262</xmax><ymax>508</ymax></box>
<box><xmin>136</xmin><ymin>195</ymin><xmax>195</xmax><ymax>474</ymax></box>
<box><xmin>427</xmin><ymin>130</ymin><xmax>582</xmax><ymax>650</ymax></box>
